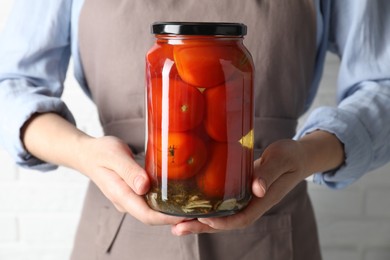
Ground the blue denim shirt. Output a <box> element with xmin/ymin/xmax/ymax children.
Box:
<box><xmin>0</xmin><ymin>0</ymin><xmax>389</xmax><ymax>189</ymax></box>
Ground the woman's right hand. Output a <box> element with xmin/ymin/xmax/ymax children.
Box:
<box><xmin>76</xmin><ymin>135</ymin><xmax>188</xmax><ymax>225</ymax></box>
<box><xmin>22</xmin><ymin>113</ymin><xmax>186</xmax><ymax>226</ymax></box>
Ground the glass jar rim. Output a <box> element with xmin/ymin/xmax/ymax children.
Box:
<box><xmin>151</xmin><ymin>22</ymin><xmax>247</xmax><ymax>36</ymax></box>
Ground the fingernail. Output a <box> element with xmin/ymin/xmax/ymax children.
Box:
<box><xmin>172</xmin><ymin>227</ymin><xmax>192</xmax><ymax>236</ymax></box>
<box><xmin>198</xmin><ymin>218</ymin><xmax>212</xmax><ymax>226</ymax></box>
<box><xmin>178</xmin><ymin>231</ymin><xmax>192</xmax><ymax>236</ymax></box>
<box><xmin>256</xmin><ymin>178</ymin><xmax>267</xmax><ymax>197</ymax></box>
<box><xmin>134</xmin><ymin>175</ymin><xmax>144</xmax><ymax>193</ymax></box>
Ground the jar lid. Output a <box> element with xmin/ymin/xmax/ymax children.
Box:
<box><xmin>151</xmin><ymin>22</ymin><xmax>247</xmax><ymax>36</ymax></box>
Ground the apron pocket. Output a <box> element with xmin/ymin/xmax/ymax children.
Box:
<box><xmin>198</xmin><ymin>213</ymin><xmax>293</xmax><ymax>260</ymax></box>
<box><xmin>96</xmin><ymin>211</ymin><xmax>292</xmax><ymax>260</ymax></box>
<box><xmin>99</xmin><ymin>214</ymin><xmax>184</xmax><ymax>260</ymax></box>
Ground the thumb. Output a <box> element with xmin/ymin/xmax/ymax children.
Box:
<box><xmin>121</xmin><ymin>160</ymin><xmax>150</xmax><ymax>195</ymax></box>
<box><xmin>109</xmin><ymin>145</ymin><xmax>150</xmax><ymax>195</ymax></box>
<box><xmin>252</xmin><ymin>158</ymin><xmax>266</xmax><ymax>198</ymax></box>
<box><xmin>252</xmin><ymin>155</ymin><xmax>288</xmax><ymax>198</ymax></box>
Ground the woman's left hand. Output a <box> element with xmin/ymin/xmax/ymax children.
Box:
<box><xmin>171</xmin><ymin>131</ymin><xmax>344</xmax><ymax>235</ymax></box>
<box><xmin>171</xmin><ymin>139</ymin><xmax>308</xmax><ymax>235</ymax></box>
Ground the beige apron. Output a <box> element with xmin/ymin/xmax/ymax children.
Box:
<box><xmin>72</xmin><ymin>1</ymin><xmax>321</xmax><ymax>259</ymax></box>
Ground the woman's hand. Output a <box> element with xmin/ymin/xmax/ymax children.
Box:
<box><xmin>22</xmin><ymin>113</ymin><xmax>187</xmax><ymax>226</ymax></box>
<box><xmin>76</xmin><ymin>135</ymin><xmax>188</xmax><ymax>226</ymax></box>
<box><xmin>171</xmin><ymin>131</ymin><xmax>344</xmax><ymax>235</ymax></box>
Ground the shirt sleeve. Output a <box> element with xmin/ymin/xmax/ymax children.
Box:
<box><xmin>0</xmin><ymin>0</ymin><xmax>75</xmax><ymax>171</ymax></box>
<box><xmin>296</xmin><ymin>0</ymin><xmax>390</xmax><ymax>189</ymax></box>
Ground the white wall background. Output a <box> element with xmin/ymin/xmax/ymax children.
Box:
<box><xmin>1</xmin><ymin>1</ymin><xmax>390</xmax><ymax>260</ymax></box>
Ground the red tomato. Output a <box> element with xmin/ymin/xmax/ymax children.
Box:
<box><xmin>146</xmin><ymin>42</ymin><xmax>178</xmax><ymax>78</ymax></box>
<box><xmin>148</xmin><ymin>78</ymin><xmax>205</xmax><ymax>132</ymax></box>
<box><xmin>204</xmin><ymin>75</ymin><xmax>252</xmax><ymax>142</ymax></box>
<box><xmin>146</xmin><ymin>131</ymin><xmax>207</xmax><ymax>180</ymax></box>
<box><xmin>173</xmin><ymin>43</ymin><xmax>242</xmax><ymax>88</ymax></box>
<box><xmin>196</xmin><ymin>142</ymin><xmax>245</xmax><ymax>198</ymax></box>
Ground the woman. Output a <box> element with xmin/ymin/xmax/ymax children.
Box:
<box><xmin>0</xmin><ymin>0</ymin><xmax>389</xmax><ymax>259</ymax></box>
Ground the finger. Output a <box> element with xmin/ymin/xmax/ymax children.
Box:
<box><xmin>193</xmin><ymin>199</ymin><xmax>268</xmax><ymax>231</ymax></box>
<box><xmin>95</xmin><ymin>168</ymin><xmax>186</xmax><ymax>225</ymax></box>
<box><xmin>252</xmin><ymin>156</ymin><xmax>284</xmax><ymax>198</ymax></box>
<box><xmin>252</xmin><ymin>158</ymin><xmax>266</xmax><ymax>197</ymax></box>
<box><xmin>203</xmin><ymin>172</ymin><xmax>302</xmax><ymax>231</ymax></box>
<box><xmin>190</xmin><ymin>164</ymin><xmax>304</xmax><ymax>233</ymax></box>
<box><xmin>196</xmin><ymin>201</ymin><xmax>259</xmax><ymax>231</ymax></box>
<box><xmin>122</xmin><ymin>188</ymin><xmax>188</xmax><ymax>226</ymax></box>
<box><xmin>172</xmin><ymin>219</ymin><xmax>218</xmax><ymax>236</ymax></box>
<box><xmin>252</xmin><ymin>145</ymin><xmax>295</xmax><ymax>198</ymax></box>
<box><xmin>179</xmin><ymin>189</ymin><xmax>283</xmax><ymax>233</ymax></box>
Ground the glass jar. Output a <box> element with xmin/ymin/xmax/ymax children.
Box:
<box><xmin>145</xmin><ymin>22</ymin><xmax>254</xmax><ymax>217</ymax></box>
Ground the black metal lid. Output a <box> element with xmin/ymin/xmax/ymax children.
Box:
<box><xmin>151</xmin><ymin>22</ymin><xmax>247</xmax><ymax>36</ymax></box>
